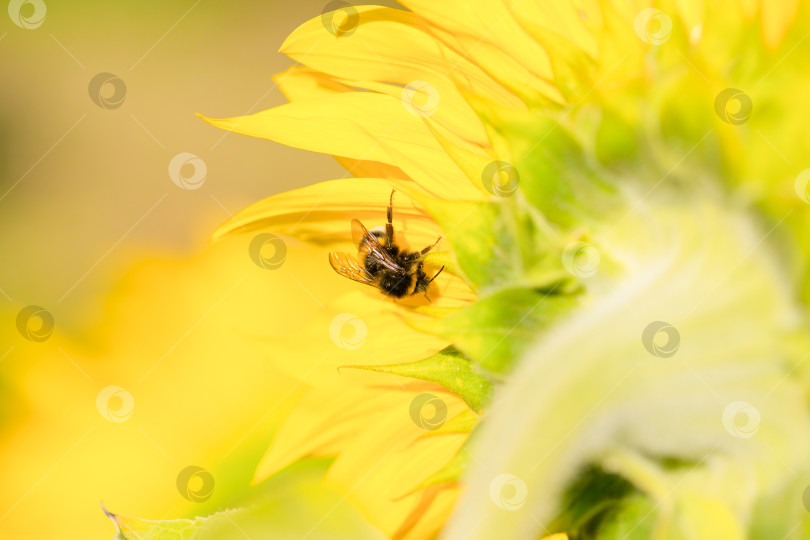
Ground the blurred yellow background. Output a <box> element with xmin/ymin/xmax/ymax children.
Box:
<box><xmin>0</xmin><ymin>0</ymin><xmax>350</xmax><ymax>315</ymax></box>
<box><xmin>0</xmin><ymin>1</ymin><xmax>395</xmax><ymax>538</ymax></box>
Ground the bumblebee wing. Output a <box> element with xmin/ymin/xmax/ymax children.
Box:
<box><xmin>351</xmin><ymin>219</ymin><xmax>402</xmax><ymax>272</ymax></box>
<box><xmin>329</xmin><ymin>252</ymin><xmax>375</xmax><ymax>285</ymax></box>
<box><xmin>351</xmin><ymin>218</ymin><xmax>370</xmax><ymax>248</ymax></box>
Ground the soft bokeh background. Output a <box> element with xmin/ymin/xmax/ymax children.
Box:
<box><xmin>0</xmin><ymin>1</ymin><xmax>394</xmax><ymax>538</ymax></box>
<box><xmin>0</xmin><ymin>0</ymin><xmax>349</xmax><ymax>318</ymax></box>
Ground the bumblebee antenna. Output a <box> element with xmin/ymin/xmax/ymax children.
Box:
<box><xmin>427</xmin><ymin>265</ymin><xmax>444</xmax><ymax>284</ymax></box>
<box><xmin>421</xmin><ymin>265</ymin><xmax>445</xmax><ymax>300</ymax></box>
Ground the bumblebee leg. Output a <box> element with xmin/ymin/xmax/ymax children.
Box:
<box><xmin>385</xmin><ymin>190</ymin><xmax>395</xmax><ymax>249</ymax></box>
<box><xmin>419</xmin><ymin>235</ymin><xmax>442</xmax><ymax>256</ymax></box>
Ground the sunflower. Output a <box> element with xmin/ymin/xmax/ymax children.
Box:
<box><xmin>109</xmin><ymin>0</ymin><xmax>810</xmax><ymax>538</ymax></box>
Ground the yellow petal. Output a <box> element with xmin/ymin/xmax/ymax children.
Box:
<box><xmin>247</xmin><ymin>290</ymin><xmax>455</xmax><ymax>386</ymax></box>
<box><xmin>273</xmin><ymin>65</ymin><xmax>355</xmax><ymax>101</ymax></box>
<box><xmin>280</xmin><ymin>6</ymin><xmax>509</xmax><ymax>146</ymax></box>
<box><xmin>323</xmin><ymin>77</ymin><xmax>493</xmax><ymax>164</ymax></box>
<box><xmin>272</xmin><ymin>66</ymin><xmax>447</xmax><ymax>181</ymax></box>
<box><xmin>211</xmin><ymin>179</ymin><xmax>475</xmax><ymax>386</ymax></box>
<box><xmin>324</xmin><ymin>386</ymin><xmax>468</xmax><ymax>538</ymax></box>
<box><xmin>254</xmin><ymin>378</ymin><xmax>469</xmax><ymax>539</ymax></box>
<box><xmin>398</xmin><ymin>0</ymin><xmax>564</xmax><ymax>103</ymax></box>
<box><xmin>253</xmin><ymin>378</ymin><xmax>412</xmax><ymax>481</ymax></box>
<box><xmin>332</xmin><ymin>155</ymin><xmax>411</xmax><ymax>181</ymax></box>
<box><xmin>390</xmin><ymin>485</ymin><xmax>460</xmax><ymax>540</ymax></box>
<box><xmin>737</xmin><ymin>0</ymin><xmax>758</xmax><ymax>19</ymax></box>
<box><xmin>281</xmin><ymin>6</ymin><xmax>518</xmax><ymax>109</ymax></box>
<box><xmin>506</xmin><ymin>0</ymin><xmax>599</xmax><ymax>59</ymax></box>
<box><xmin>761</xmin><ymin>0</ymin><xmax>800</xmax><ymax>48</ymax></box>
<box><xmin>212</xmin><ymin>178</ymin><xmax>446</xmax><ymax>249</ymax></box>
<box><xmin>674</xmin><ymin>0</ymin><xmax>705</xmax><ymax>38</ymax></box>
<box><xmin>199</xmin><ymin>92</ymin><xmax>483</xmax><ymax>201</ymax></box>
<box><xmin>239</xmin><ymin>240</ymin><xmax>475</xmax><ymax>387</ymax></box>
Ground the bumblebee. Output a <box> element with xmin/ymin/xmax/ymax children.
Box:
<box><xmin>329</xmin><ymin>191</ymin><xmax>445</xmax><ymax>299</ymax></box>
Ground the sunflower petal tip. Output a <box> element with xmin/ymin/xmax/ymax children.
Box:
<box><xmin>250</xmin><ymin>467</ymin><xmax>271</xmax><ymax>487</ymax></box>
<box><xmin>196</xmin><ymin>113</ymin><xmax>221</xmax><ymax>127</ymax></box>
<box><xmin>337</xmin><ymin>363</ymin><xmax>371</xmax><ymax>373</ymax></box>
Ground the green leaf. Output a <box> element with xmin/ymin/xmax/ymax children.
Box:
<box><xmin>104</xmin><ymin>458</ymin><xmax>384</xmax><ymax>540</ymax></box>
<box><xmin>341</xmin><ymin>346</ymin><xmax>493</xmax><ymax>412</ymax></box>
<box><xmin>102</xmin><ymin>504</ymin><xmax>242</xmax><ymax>540</ymax></box>
<box><xmin>412</xmin><ymin>287</ymin><xmax>578</xmax><ymax>373</ymax></box>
